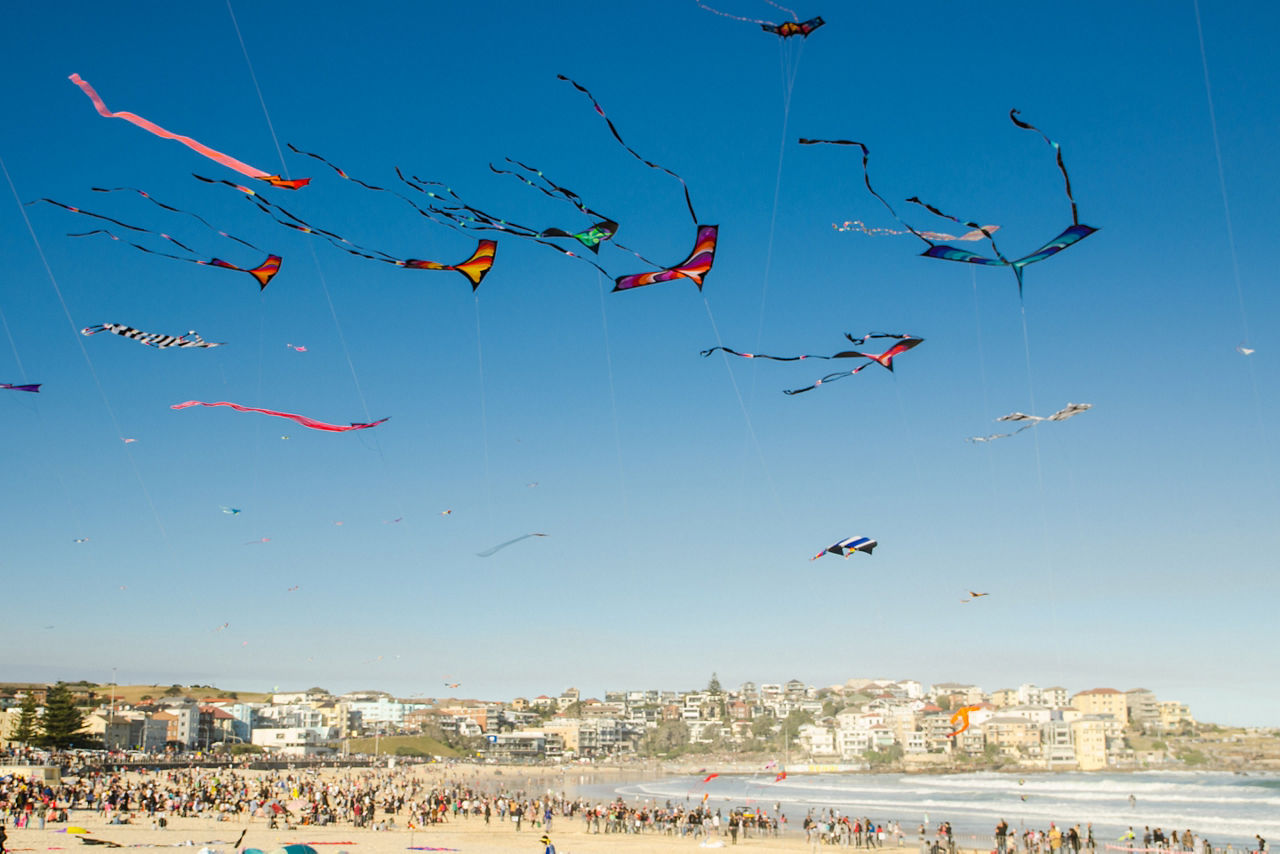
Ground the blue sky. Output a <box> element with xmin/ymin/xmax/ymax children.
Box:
<box><xmin>1</xmin><ymin>1</ymin><xmax>1276</xmax><ymax>725</ymax></box>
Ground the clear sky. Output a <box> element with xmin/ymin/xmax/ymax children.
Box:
<box><xmin>1</xmin><ymin>1</ymin><xmax>1276</xmax><ymax>726</ymax></box>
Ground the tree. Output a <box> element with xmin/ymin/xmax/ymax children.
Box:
<box><xmin>642</xmin><ymin>720</ymin><xmax>690</xmax><ymax>756</ymax></box>
<box><xmin>707</xmin><ymin>673</ymin><xmax>723</xmax><ymax>695</ymax></box>
<box><xmin>13</xmin><ymin>693</ymin><xmax>39</xmax><ymax>745</ymax></box>
<box><xmin>40</xmin><ymin>683</ymin><xmax>87</xmax><ymax>749</ymax></box>
<box><xmin>164</xmin><ymin>685</ymin><xmax>184</xmax><ymax>697</ymax></box>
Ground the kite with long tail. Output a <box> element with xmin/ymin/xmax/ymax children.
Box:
<box><xmin>800</xmin><ymin>112</ymin><xmax>1097</xmax><ymax>297</ymax></box>
<box><xmin>82</xmin><ymin>324</ymin><xmax>223</xmax><ymax>349</ymax></box>
<box><xmin>2</xmin><ymin>383</ymin><xmax>41</xmax><ymax>393</ymax></box>
<box><xmin>557</xmin><ymin>75</ymin><xmax>719</xmax><ymax>291</ymax></box>
<box><xmin>69</xmin><ymin>74</ymin><xmax>308</xmax><ymax>189</ymax></box>
<box><xmin>704</xmin><ymin>332</ymin><xmax>922</xmax><ymax>394</ymax></box>
<box><xmin>171</xmin><ymin>400</ymin><xmax>388</xmax><ymax>432</ymax></box>
<box><xmin>29</xmin><ymin>197</ymin><xmax>281</xmax><ymax>290</ymax></box>
<box><xmin>967</xmin><ymin>402</ymin><xmax>1090</xmax><ymax>442</ymax></box>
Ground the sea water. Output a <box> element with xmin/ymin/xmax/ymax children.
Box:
<box><xmin>593</xmin><ymin>771</ymin><xmax>1278</xmax><ymax>847</ymax></box>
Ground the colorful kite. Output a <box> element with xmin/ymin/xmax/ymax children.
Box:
<box><xmin>774</xmin><ymin>771</ymin><xmax>788</xmax><ymax>782</ymax></box>
<box><xmin>947</xmin><ymin>705</ymin><xmax>983</xmax><ymax>737</ymax></box>
<box><xmin>30</xmin><ymin>197</ymin><xmax>281</xmax><ymax>290</ymax></box>
<box><xmin>220</xmin><ymin>506</ymin><xmax>242</xmax><ymax>515</ymax></box>
<box><xmin>762</xmin><ymin>16</ymin><xmax>824</xmax><ymax>37</ymax></box>
<box><xmin>961</xmin><ymin>591</ymin><xmax>989</xmax><ymax>602</ymax></box>
<box><xmin>614</xmin><ymin>225</ymin><xmax>718</xmax><ymax>292</ymax></box>
<box><xmin>702</xmin><ymin>773</ymin><xmax>720</xmax><ymax>783</ymax></box>
<box><xmin>811</xmin><ymin>536</ymin><xmax>876</xmax><ymax>560</ymax></box>
<box><xmin>82</xmin><ymin>323</ymin><xmax>224</xmax><ymax>349</ymax></box>
<box><xmin>703</xmin><ymin>331</ymin><xmax>920</xmax><ymax>362</ymax></box>
<box><xmin>171</xmin><ymin>400</ymin><xmax>389</xmax><ymax>432</ymax></box>
<box><xmin>1</xmin><ymin>383</ymin><xmax>41</xmax><ymax>393</ymax></box>
<box><xmin>761</xmin><ymin>335</ymin><xmax>923</xmax><ymax>395</ymax></box>
<box><xmin>476</xmin><ymin>532</ymin><xmax>548</xmax><ymax>558</ymax></box>
<box><xmin>800</xmin><ymin>111</ymin><xmax>1098</xmax><ymax>297</ymax></box>
<box><xmin>69</xmin><ymin>74</ymin><xmax>308</xmax><ymax>189</ymax></box>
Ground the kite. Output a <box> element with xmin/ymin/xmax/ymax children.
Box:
<box><xmin>385</xmin><ymin>517</ymin><xmax>404</xmax><ymax>524</ymax></box>
<box><xmin>215</xmin><ymin>622</ymin><xmax>229</xmax><ymax>632</ymax></box>
<box><xmin>1237</xmin><ymin>343</ymin><xmax>1255</xmax><ymax>356</ymax></box>
<box><xmin>614</xmin><ymin>225</ymin><xmax>719</xmax><ymax>292</ymax></box>
<box><xmin>703</xmin><ymin>331</ymin><xmax>920</xmax><ymax>362</ymax></box>
<box><xmin>220</xmin><ymin>506</ymin><xmax>242</xmax><ymax>515</ymax></box>
<box><xmin>82</xmin><ymin>324</ymin><xmax>224</xmax><ymax>349</ymax></box>
<box><xmin>774</xmin><ymin>771</ymin><xmax>787</xmax><ymax>782</ymax></box>
<box><xmin>967</xmin><ymin>403</ymin><xmax>1090</xmax><ymax>442</ymax></box>
<box><xmin>961</xmin><ymin>591</ymin><xmax>989</xmax><ymax>602</ymax></box>
<box><xmin>800</xmin><ymin>112</ymin><xmax>1098</xmax><ymax>297</ymax></box>
<box><xmin>287</xmin><ymin>585</ymin><xmax>300</xmax><ymax>592</ymax></box>
<box><xmin>444</xmin><ymin>682</ymin><xmax>461</xmax><ymax>689</ymax></box>
<box><xmin>1</xmin><ymin>383</ymin><xmax>41</xmax><ymax>393</ymax></box>
<box><xmin>30</xmin><ymin>197</ymin><xmax>282</xmax><ymax>290</ymax></box>
<box><xmin>245</xmin><ymin>538</ymin><xmax>270</xmax><ymax>545</ymax></box>
<box><xmin>834</xmin><ymin>220</ymin><xmax>999</xmax><ymax>242</ymax></box>
<box><xmin>762</xmin><ymin>16</ymin><xmax>824</xmax><ymax>37</ymax></box>
<box><xmin>73</xmin><ymin>538</ymin><xmax>89</xmax><ymax>543</ymax></box>
<box><xmin>811</xmin><ymin>536</ymin><xmax>876</xmax><ymax>560</ymax></box>
<box><xmin>440</xmin><ymin>510</ymin><xmax>452</xmax><ymax>515</ymax></box>
<box><xmin>527</xmin><ymin>482</ymin><xmax>539</xmax><ymax>488</ymax></box>
<box><xmin>194</xmin><ymin>172</ymin><xmax>496</xmax><ymax>290</ymax></box>
<box><xmin>171</xmin><ymin>400</ymin><xmax>389</xmax><ymax>432</ymax></box>
<box><xmin>287</xmin><ymin>344</ymin><xmax>307</xmax><ymax>352</ymax></box>
<box><xmin>702</xmin><ymin>773</ymin><xmax>720</xmax><ymax>783</ymax></box>
<box><xmin>476</xmin><ymin>532</ymin><xmax>548</xmax><ymax>557</ymax></box>
<box><xmin>121</xmin><ymin>437</ymin><xmax>136</xmax><ymax>443</ymax></box>
<box><xmin>780</xmin><ymin>335</ymin><xmax>924</xmax><ymax>395</ymax></box>
<box><xmin>947</xmin><ymin>705</ymin><xmax>983</xmax><ymax>737</ymax></box>
<box><xmin>69</xmin><ymin>74</ymin><xmax>308</xmax><ymax>189</ymax></box>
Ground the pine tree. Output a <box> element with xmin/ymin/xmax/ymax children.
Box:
<box><xmin>707</xmin><ymin>673</ymin><xmax>723</xmax><ymax>694</ymax></box>
<box><xmin>40</xmin><ymin>683</ymin><xmax>86</xmax><ymax>749</ymax></box>
<box><xmin>13</xmin><ymin>693</ymin><xmax>39</xmax><ymax>744</ymax></box>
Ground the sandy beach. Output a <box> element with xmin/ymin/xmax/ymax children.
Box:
<box><xmin>1</xmin><ymin>765</ymin><xmax>932</xmax><ymax>854</ymax></box>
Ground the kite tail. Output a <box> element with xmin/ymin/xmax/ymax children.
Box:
<box><xmin>782</xmin><ymin>365</ymin><xmax>868</xmax><ymax>395</ymax></box>
<box><xmin>68</xmin><ymin>73</ymin><xmax>282</xmax><ymax>184</ymax></box>
<box><xmin>89</xmin><ymin>186</ymin><xmax>268</xmax><ymax>253</ymax></box>
<box><xmin>905</xmin><ymin>196</ymin><xmax>1009</xmax><ymax>262</ymax></box>
<box><xmin>1010</xmin><ymin>109</ymin><xmax>1079</xmax><ymax>225</ymax></box>
<box><xmin>797</xmin><ymin>139</ymin><xmax>935</xmax><ymax>247</ymax></box>
<box><xmin>557</xmin><ymin>74</ymin><xmax>699</xmax><ymax>226</ymax></box>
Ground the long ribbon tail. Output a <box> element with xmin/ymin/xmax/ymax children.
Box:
<box><xmin>1010</xmin><ymin>109</ymin><xmax>1079</xmax><ymax>225</ymax></box>
<box><xmin>558</xmin><ymin>74</ymin><xmax>699</xmax><ymax>226</ymax></box>
<box><xmin>68</xmin><ymin>73</ymin><xmax>307</xmax><ymax>188</ymax></box>
<box><xmin>798</xmin><ymin>139</ymin><xmax>934</xmax><ymax>247</ymax></box>
<box><xmin>699</xmin><ymin>346</ymin><xmax>819</xmax><ymax>361</ymax></box>
<box><xmin>89</xmin><ymin>186</ymin><xmax>266</xmax><ymax>252</ymax></box>
<box><xmin>783</xmin><ymin>363</ymin><xmax>870</xmax><ymax>395</ymax></box>
<box><xmin>171</xmin><ymin>400</ymin><xmax>387</xmax><ymax>432</ymax></box>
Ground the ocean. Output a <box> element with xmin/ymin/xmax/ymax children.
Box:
<box><xmin>581</xmin><ymin>771</ymin><xmax>1279</xmax><ymax>848</ymax></box>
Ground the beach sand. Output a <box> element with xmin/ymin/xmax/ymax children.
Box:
<box><xmin>3</xmin><ymin>765</ymin><xmax>944</xmax><ymax>854</ymax></box>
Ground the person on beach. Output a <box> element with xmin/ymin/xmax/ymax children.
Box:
<box><xmin>998</xmin><ymin>819</ymin><xmax>1010</xmax><ymax>854</ymax></box>
<box><xmin>540</xmin><ymin>834</ymin><xmax>555</xmax><ymax>854</ymax></box>
<box><xmin>1256</xmin><ymin>835</ymin><xmax>1265</xmax><ymax>853</ymax></box>
<box><xmin>0</xmin><ymin>820</ymin><xmax>7</xmax><ymax>854</ymax></box>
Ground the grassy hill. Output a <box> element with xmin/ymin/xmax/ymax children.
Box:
<box><xmin>343</xmin><ymin>734</ymin><xmax>460</xmax><ymax>758</ymax></box>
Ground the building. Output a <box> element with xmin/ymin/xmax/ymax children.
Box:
<box><xmin>1070</xmin><ymin>688</ymin><xmax>1127</xmax><ymax>721</ymax></box>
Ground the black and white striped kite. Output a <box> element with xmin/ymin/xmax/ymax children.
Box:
<box><xmin>81</xmin><ymin>323</ymin><xmax>224</xmax><ymax>349</ymax></box>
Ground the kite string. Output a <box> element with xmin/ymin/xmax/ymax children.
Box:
<box><xmin>1</xmin><ymin>151</ymin><xmax>170</xmax><ymax>545</ymax></box>
<box><xmin>475</xmin><ymin>297</ymin><xmax>492</xmax><ymax>527</ymax></box>
<box><xmin>1020</xmin><ymin>304</ymin><xmax>1060</xmax><ymax>661</ymax></box>
<box><xmin>226</xmin><ymin>0</ymin><xmax>289</xmax><ymax>177</ymax></box>
<box><xmin>1192</xmin><ymin>0</ymin><xmax>1274</xmax><ymax>490</ymax></box>
<box><xmin>703</xmin><ymin>296</ymin><xmax>784</xmax><ymax>515</ymax></box>
<box><xmin>1192</xmin><ymin>0</ymin><xmax>1250</xmax><ymax>346</ymax></box>
<box><xmin>597</xmin><ymin>272</ymin><xmax>629</xmax><ymax>518</ymax></box>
